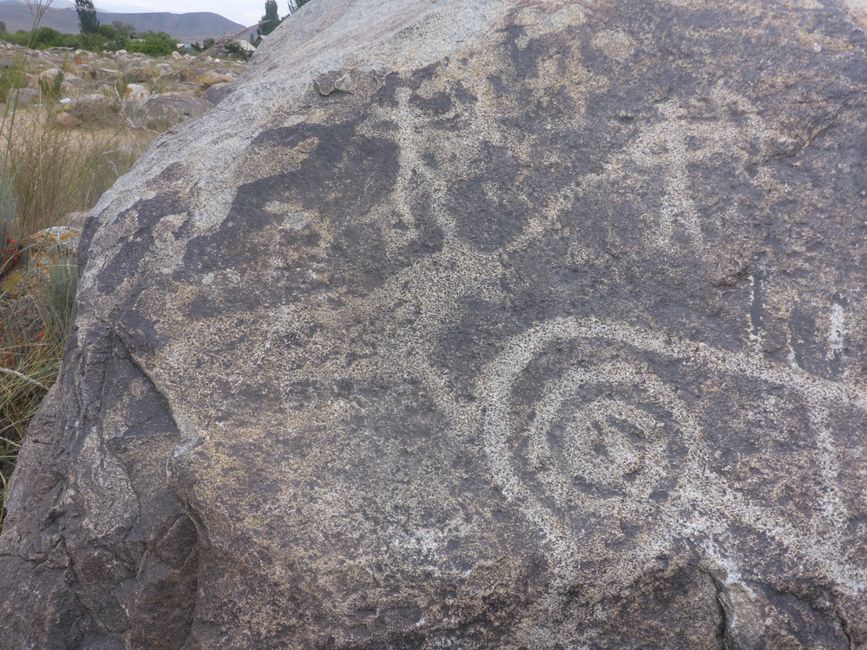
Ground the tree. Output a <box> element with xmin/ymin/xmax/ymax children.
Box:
<box><xmin>258</xmin><ymin>0</ymin><xmax>280</xmax><ymax>37</ymax></box>
<box><xmin>108</xmin><ymin>21</ymin><xmax>136</xmax><ymax>38</ymax></box>
<box><xmin>74</xmin><ymin>0</ymin><xmax>100</xmax><ymax>35</ymax></box>
<box><xmin>287</xmin><ymin>0</ymin><xmax>312</xmax><ymax>13</ymax></box>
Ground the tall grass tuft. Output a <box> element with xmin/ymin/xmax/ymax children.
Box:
<box><xmin>2</xmin><ymin>111</ymin><xmax>150</xmax><ymax>240</ymax></box>
<box><xmin>0</xmin><ymin>253</ymin><xmax>77</xmax><ymax>528</ymax></box>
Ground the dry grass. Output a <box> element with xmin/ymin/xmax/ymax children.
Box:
<box><xmin>0</xmin><ymin>252</ymin><xmax>76</xmax><ymax>528</ymax></box>
<box><xmin>1</xmin><ymin>105</ymin><xmax>154</xmax><ymax>239</ymax></box>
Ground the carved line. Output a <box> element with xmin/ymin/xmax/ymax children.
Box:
<box><xmin>479</xmin><ymin>317</ymin><xmax>867</xmax><ymax>594</ymax></box>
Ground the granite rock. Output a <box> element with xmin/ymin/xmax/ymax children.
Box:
<box><xmin>1</xmin><ymin>0</ymin><xmax>866</xmax><ymax>648</ymax></box>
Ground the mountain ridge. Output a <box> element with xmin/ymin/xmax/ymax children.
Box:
<box><xmin>0</xmin><ymin>0</ymin><xmax>247</xmax><ymax>42</ymax></box>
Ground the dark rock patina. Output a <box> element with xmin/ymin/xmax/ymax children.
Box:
<box><xmin>2</xmin><ymin>0</ymin><xmax>866</xmax><ymax>647</ymax></box>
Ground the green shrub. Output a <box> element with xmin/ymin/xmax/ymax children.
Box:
<box><xmin>126</xmin><ymin>32</ymin><xmax>176</xmax><ymax>57</ymax></box>
<box><xmin>3</xmin><ymin>24</ymin><xmax>179</xmax><ymax>55</ymax></box>
<box><xmin>27</xmin><ymin>27</ymin><xmax>77</xmax><ymax>49</ymax></box>
<box><xmin>225</xmin><ymin>41</ymin><xmax>252</xmax><ymax>62</ymax></box>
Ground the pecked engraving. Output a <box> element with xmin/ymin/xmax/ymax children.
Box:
<box><xmin>480</xmin><ymin>317</ymin><xmax>867</xmax><ymax>595</ymax></box>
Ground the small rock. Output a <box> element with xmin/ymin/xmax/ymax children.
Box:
<box><xmin>68</xmin><ymin>93</ymin><xmax>116</xmax><ymax>121</ymax></box>
<box><xmin>203</xmin><ymin>81</ymin><xmax>232</xmax><ymax>105</ymax></box>
<box><xmin>55</xmin><ymin>111</ymin><xmax>81</xmax><ymax>129</ymax></box>
<box><xmin>124</xmin><ymin>83</ymin><xmax>150</xmax><ymax>102</ymax></box>
<box><xmin>313</xmin><ymin>70</ymin><xmax>364</xmax><ymax>96</ymax></box>
<box><xmin>10</xmin><ymin>87</ymin><xmax>39</xmax><ymax>107</ymax></box>
<box><xmin>171</xmin><ymin>51</ymin><xmax>182</xmax><ymax>60</ymax></box>
<box><xmin>232</xmin><ymin>39</ymin><xmax>256</xmax><ymax>53</ymax></box>
<box><xmin>0</xmin><ymin>227</ymin><xmax>79</xmax><ymax>299</ymax></box>
<box><xmin>98</xmin><ymin>67</ymin><xmax>122</xmax><ymax>80</ymax></box>
<box><xmin>38</xmin><ymin>67</ymin><xmax>67</xmax><ymax>83</ymax></box>
<box><xmin>197</xmin><ymin>71</ymin><xmax>234</xmax><ymax>88</ymax></box>
<box><xmin>27</xmin><ymin>227</ymin><xmax>80</xmax><ymax>256</ymax></box>
<box><xmin>124</xmin><ymin>65</ymin><xmax>155</xmax><ymax>83</ymax></box>
<box><xmin>60</xmin><ymin>79</ymin><xmax>81</xmax><ymax>92</ymax></box>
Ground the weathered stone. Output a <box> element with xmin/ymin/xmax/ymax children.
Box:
<box><xmin>2</xmin><ymin>0</ymin><xmax>867</xmax><ymax>648</ymax></box>
<box><xmin>233</xmin><ymin>38</ymin><xmax>256</xmax><ymax>53</ymax></box>
<box><xmin>124</xmin><ymin>83</ymin><xmax>150</xmax><ymax>102</ymax></box>
<box><xmin>124</xmin><ymin>65</ymin><xmax>156</xmax><ymax>83</ymax></box>
<box><xmin>9</xmin><ymin>87</ymin><xmax>39</xmax><ymax>107</ymax></box>
<box><xmin>203</xmin><ymin>81</ymin><xmax>232</xmax><ymax>105</ymax></box>
<box><xmin>125</xmin><ymin>92</ymin><xmax>210</xmax><ymax>130</ymax></box>
<box><xmin>67</xmin><ymin>92</ymin><xmax>117</xmax><ymax>122</ymax></box>
<box><xmin>54</xmin><ymin>110</ymin><xmax>82</xmax><ymax>129</ymax></box>
<box><xmin>38</xmin><ymin>67</ymin><xmax>67</xmax><ymax>83</ymax></box>
<box><xmin>196</xmin><ymin>70</ymin><xmax>235</xmax><ymax>88</ymax></box>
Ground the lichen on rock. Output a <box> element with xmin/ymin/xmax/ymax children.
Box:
<box><xmin>1</xmin><ymin>0</ymin><xmax>866</xmax><ymax>648</ymax></box>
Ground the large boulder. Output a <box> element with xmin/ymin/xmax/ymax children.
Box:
<box><xmin>2</xmin><ymin>0</ymin><xmax>867</xmax><ymax>648</ymax></box>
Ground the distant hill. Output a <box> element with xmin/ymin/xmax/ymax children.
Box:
<box><xmin>0</xmin><ymin>0</ymin><xmax>247</xmax><ymax>42</ymax></box>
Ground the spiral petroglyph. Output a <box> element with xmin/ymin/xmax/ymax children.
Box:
<box><xmin>480</xmin><ymin>318</ymin><xmax>867</xmax><ymax>593</ymax></box>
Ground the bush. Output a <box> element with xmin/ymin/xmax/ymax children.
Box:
<box><xmin>24</xmin><ymin>27</ymin><xmax>77</xmax><ymax>49</ymax></box>
<box><xmin>95</xmin><ymin>22</ymin><xmax>134</xmax><ymax>50</ymax></box>
<box><xmin>225</xmin><ymin>41</ymin><xmax>252</xmax><ymax>61</ymax></box>
<box><xmin>2</xmin><ymin>25</ymin><xmax>178</xmax><ymax>56</ymax></box>
<box><xmin>126</xmin><ymin>32</ymin><xmax>176</xmax><ymax>57</ymax></box>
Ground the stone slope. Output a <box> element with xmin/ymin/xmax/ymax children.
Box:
<box><xmin>1</xmin><ymin>0</ymin><xmax>867</xmax><ymax>647</ymax></box>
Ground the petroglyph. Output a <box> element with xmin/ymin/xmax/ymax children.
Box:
<box><xmin>5</xmin><ymin>0</ymin><xmax>867</xmax><ymax>646</ymax></box>
<box><xmin>748</xmin><ymin>271</ymin><xmax>764</xmax><ymax>353</ymax></box>
<box><xmin>828</xmin><ymin>301</ymin><xmax>846</xmax><ymax>361</ymax></box>
<box><xmin>480</xmin><ymin>317</ymin><xmax>867</xmax><ymax>595</ymax></box>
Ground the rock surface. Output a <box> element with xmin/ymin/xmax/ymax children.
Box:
<box><xmin>125</xmin><ymin>92</ymin><xmax>211</xmax><ymax>130</ymax></box>
<box><xmin>2</xmin><ymin>0</ymin><xmax>867</xmax><ymax>648</ymax></box>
